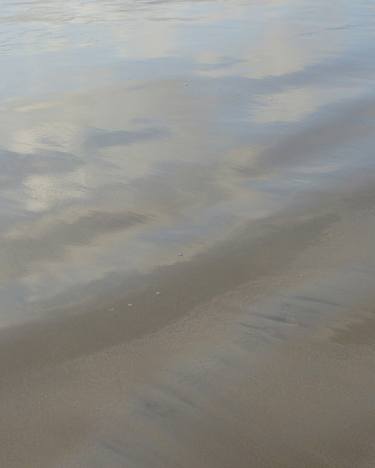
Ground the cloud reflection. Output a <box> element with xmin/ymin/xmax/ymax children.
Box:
<box><xmin>0</xmin><ymin>0</ymin><xmax>374</xmax><ymax>324</ymax></box>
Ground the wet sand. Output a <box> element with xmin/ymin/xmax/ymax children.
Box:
<box><xmin>1</xmin><ymin>0</ymin><xmax>375</xmax><ymax>466</ymax></box>
<box><xmin>2</xmin><ymin>195</ymin><xmax>375</xmax><ymax>467</ymax></box>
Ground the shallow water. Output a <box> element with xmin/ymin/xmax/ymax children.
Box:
<box><xmin>0</xmin><ymin>0</ymin><xmax>374</xmax><ymax>326</ymax></box>
<box><xmin>2</xmin><ymin>1</ymin><xmax>375</xmax><ymax>467</ymax></box>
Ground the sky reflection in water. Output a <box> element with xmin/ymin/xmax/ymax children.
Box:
<box><xmin>0</xmin><ymin>0</ymin><xmax>375</xmax><ymax>324</ymax></box>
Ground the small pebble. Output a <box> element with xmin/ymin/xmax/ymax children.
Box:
<box><xmin>128</xmin><ymin>303</ymin><xmax>133</xmax><ymax>307</ymax></box>
<box><xmin>155</xmin><ymin>291</ymin><xmax>161</xmax><ymax>295</ymax></box>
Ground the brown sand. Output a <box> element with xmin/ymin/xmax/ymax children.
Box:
<box><xmin>1</xmin><ymin>188</ymin><xmax>375</xmax><ymax>467</ymax></box>
<box><xmin>1</xmin><ymin>0</ymin><xmax>375</xmax><ymax>466</ymax></box>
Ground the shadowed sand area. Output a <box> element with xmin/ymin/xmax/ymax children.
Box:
<box><xmin>1</xmin><ymin>0</ymin><xmax>375</xmax><ymax>467</ymax></box>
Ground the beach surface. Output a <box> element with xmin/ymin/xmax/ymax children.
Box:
<box><xmin>1</xmin><ymin>1</ymin><xmax>375</xmax><ymax>466</ymax></box>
